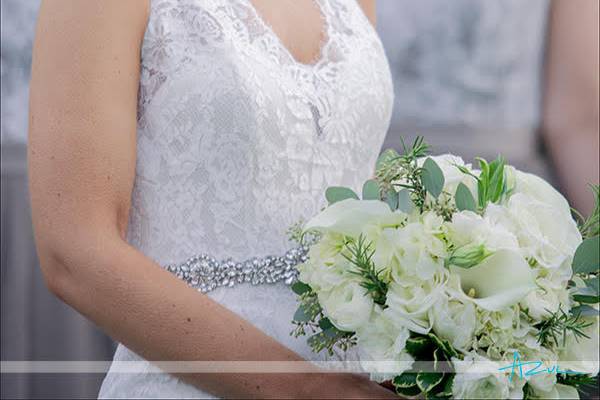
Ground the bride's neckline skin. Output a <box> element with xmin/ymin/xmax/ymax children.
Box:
<box><xmin>246</xmin><ymin>0</ymin><xmax>331</xmax><ymax>67</ymax></box>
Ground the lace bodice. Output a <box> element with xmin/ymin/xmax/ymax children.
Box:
<box><xmin>100</xmin><ymin>0</ymin><xmax>392</xmax><ymax>397</ymax></box>
<box><xmin>130</xmin><ymin>0</ymin><xmax>392</xmax><ymax>265</ymax></box>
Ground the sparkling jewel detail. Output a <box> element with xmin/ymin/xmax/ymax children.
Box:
<box><xmin>165</xmin><ymin>245</ymin><xmax>310</xmax><ymax>293</ymax></box>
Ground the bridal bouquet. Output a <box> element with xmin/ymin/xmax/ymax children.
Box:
<box><xmin>290</xmin><ymin>138</ymin><xmax>599</xmax><ymax>399</ymax></box>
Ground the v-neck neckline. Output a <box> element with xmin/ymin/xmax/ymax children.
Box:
<box><xmin>245</xmin><ymin>0</ymin><xmax>332</xmax><ymax>70</ymax></box>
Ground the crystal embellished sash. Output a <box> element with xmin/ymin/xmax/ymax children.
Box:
<box><xmin>166</xmin><ymin>245</ymin><xmax>310</xmax><ymax>293</ymax></box>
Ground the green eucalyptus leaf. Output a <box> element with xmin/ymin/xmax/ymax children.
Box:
<box><xmin>293</xmin><ymin>305</ymin><xmax>311</xmax><ymax>322</ymax></box>
<box><xmin>455</xmin><ymin>182</ymin><xmax>477</xmax><ymax>212</ymax></box>
<box><xmin>362</xmin><ymin>179</ymin><xmax>380</xmax><ymax>200</ymax></box>
<box><xmin>386</xmin><ymin>189</ymin><xmax>399</xmax><ymax>211</ymax></box>
<box><xmin>421</xmin><ymin>158</ymin><xmax>445</xmax><ymax>198</ymax></box>
<box><xmin>397</xmin><ymin>188</ymin><xmax>415</xmax><ymax>213</ymax></box>
<box><xmin>416</xmin><ymin>372</ymin><xmax>445</xmax><ymax>393</ymax></box>
<box><xmin>291</xmin><ymin>281</ymin><xmax>311</xmax><ymax>296</ymax></box>
<box><xmin>585</xmin><ymin>276</ymin><xmax>599</xmax><ymax>295</ymax></box>
<box><xmin>325</xmin><ymin>186</ymin><xmax>359</xmax><ymax>204</ymax></box>
<box><xmin>571</xmin><ymin>304</ymin><xmax>600</xmax><ymax>317</ymax></box>
<box><xmin>573</xmin><ymin>236</ymin><xmax>600</xmax><ymax>274</ymax></box>
<box><xmin>573</xmin><ymin>286</ymin><xmax>600</xmax><ymax>304</ymax></box>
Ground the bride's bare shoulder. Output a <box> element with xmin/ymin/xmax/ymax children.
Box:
<box><xmin>36</xmin><ymin>0</ymin><xmax>150</xmax><ymax>42</ymax></box>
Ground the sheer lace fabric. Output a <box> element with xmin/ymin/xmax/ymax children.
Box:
<box><xmin>99</xmin><ymin>0</ymin><xmax>393</xmax><ymax>398</ymax></box>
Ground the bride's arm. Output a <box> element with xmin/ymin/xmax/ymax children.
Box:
<box><xmin>28</xmin><ymin>1</ymin><xmax>394</xmax><ymax>398</ymax></box>
<box><xmin>542</xmin><ymin>0</ymin><xmax>599</xmax><ymax>215</ymax></box>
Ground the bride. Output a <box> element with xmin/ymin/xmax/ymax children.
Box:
<box><xmin>28</xmin><ymin>0</ymin><xmax>396</xmax><ymax>398</ymax></box>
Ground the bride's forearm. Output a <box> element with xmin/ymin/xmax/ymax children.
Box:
<box><xmin>38</xmin><ymin>232</ymin><xmax>380</xmax><ymax>398</ymax></box>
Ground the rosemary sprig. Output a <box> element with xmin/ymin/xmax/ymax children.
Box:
<box><xmin>536</xmin><ymin>308</ymin><xmax>593</xmax><ymax>347</ymax></box>
<box><xmin>342</xmin><ymin>235</ymin><xmax>388</xmax><ymax>306</ymax></box>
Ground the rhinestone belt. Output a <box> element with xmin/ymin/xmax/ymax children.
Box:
<box><xmin>166</xmin><ymin>245</ymin><xmax>310</xmax><ymax>293</ymax></box>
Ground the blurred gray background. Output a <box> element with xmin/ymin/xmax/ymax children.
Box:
<box><xmin>0</xmin><ymin>0</ymin><xmax>561</xmax><ymax>398</ymax></box>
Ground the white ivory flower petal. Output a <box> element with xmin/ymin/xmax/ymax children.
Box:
<box><xmin>514</xmin><ymin>170</ymin><xmax>572</xmax><ymax>218</ymax></box>
<box><xmin>356</xmin><ymin>310</ymin><xmax>414</xmax><ymax>382</ymax></box>
<box><xmin>304</xmin><ymin>199</ymin><xmax>396</xmax><ymax>237</ymax></box>
<box><xmin>559</xmin><ymin>314</ymin><xmax>599</xmax><ymax>375</ymax></box>
<box><xmin>451</xmin><ymin>249</ymin><xmax>536</xmax><ymax>311</ymax></box>
<box><xmin>317</xmin><ymin>281</ymin><xmax>374</xmax><ymax>332</ymax></box>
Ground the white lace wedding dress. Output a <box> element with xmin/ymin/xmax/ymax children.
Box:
<box><xmin>98</xmin><ymin>0</ymin><xmax>393</xmax><ymax>398</ymax></box>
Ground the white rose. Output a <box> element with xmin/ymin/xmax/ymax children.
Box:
<box><xmin>449</xmin><ymin>210</ymin><xmax>520</xmax><ymax>252</ymax></box>
<box><xmin>559</xmin><ymin>313</ymin><xmax>599</xmax><ymax>375</ymax></box>
<box><xmin>514</xmin><ymin>171</ymin><xmax>572</xmax><ymax>218</ymax></box>
<box><xmin>521</xmin><ymin>286</ymin><xmax>570</xmax><ymax>322</ymax></box>
<box><xmin>501</xmin><ymin>193</ymin><xmax>581</xmax><ymax>269</ymax></box>
<box><xmin>452</xmin><ymin>354</ymin><xmax>510</xmax><ymax>399</ymax></box>
<box><xmin>530</xmin><ymin>384</ymin><xmax>580</xmax><ymax>399</ymax></box>
<box><xmin>297</xmin><ymin>259</ymin><xmax>347</xmax><ymax>293</ymax></box>
<box><xmin>430</xmin><ymin>296</ymin><xmax>477</xmax><ymax>351</ymax></box>
<box><xmin>385</xmin><ymin>271</ymin><xmax>447</xmax><ymax>334</ymax></box>
<box><xmin>317</xmin><ymin>281</ymin><xmax>374</xmax><ymax>332</ymax></box>
<box><xmin>356</xmin><ymin>310</ymin><xmax>414</xmax><ymax>382</ymax></box>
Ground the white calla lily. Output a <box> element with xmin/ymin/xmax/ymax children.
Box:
<box><xmin>304</xmin><ymin>198</ymin><xmax>400</xmax><ymax>238</ymax></box>
<box><xmin>450</xmin><ymin>249</ymin><xmax>536</xmax><ymax>311</ymax></box>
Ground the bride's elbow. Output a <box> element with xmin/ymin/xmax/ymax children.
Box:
<box><xmin>33</xmin><ymin>223</ymin><xmax>123</xmax><ymax>303</ymax></box>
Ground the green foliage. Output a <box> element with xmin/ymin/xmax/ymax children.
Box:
<box><xmin>572</xmin><ymin>286</ymin><xmax>599</xmax><ymax>304</ymax></box>
<box><xmin>574</xmin><ymin>185</ymin><xmax>600</xmax><ymax>239</ymax></box>
<box><xmin>570</xmin><ymin>304</ymin><xmax>599</xmax><ymax>318</ymax></box>
<box><xmin>455</xmin><ymin>182</ymin><xmax>477</xmax><ymax>212</ymax></box>
<box><xmin>325</xmin><ymin>186</ymin><xmax>358</xmax><ymax>204</ymax></box>
<box><xmin>476</xmin><ymin>156</ymin><xmax>508</xmax><ymax>206</ymax></box>
<box><xmin>375</xmin><ymin>137</ymin><xmax>430</xmax><ymax>211</ymax></box>
<box><xmin>446</xmin><ymin>243</ymin><xmax>493</xmax><ymax>269</ymax></box>
<box><xmin>291</xmin><ymin>286</ymin><xmax>357</xmax><ymax>356</ymax></box>
<box><xmin>572</xmin><ymin>236</ymin><xmax>600</xmax><ymax>274</ymax></box>
<box><xmin>455</xmin><ymin>156</ymin><xmax>511</xmax><ymax>212</ymax></box>
<box><xmin>416</xmin><ymin>372</ymin><xmax>445</xmax><ymax>393</ymax></box>
<box><xmin>291</xmin><ymin>281</ymin><xmax>311</xmax><ymax>296</ymax></box>
<box><xmin>584</xmin><ymin>276</ymin><xmax>599</xmax><ymax>295</ymax></box>
<box><xmin>397</xmin><ymin>188</ymin><xmax>415</xmax><ymax>213</ymax></box>
<box><xmin>286</xmin><ymin>220</ymin><xmax>305</xmax><ymax>244</ymax></box>
<box><xmin>393</xmin><ymin>333</ymin><xmax>459</xmax><ymax>398</ymax></box>
<box><xmin>362</xmin><ymin>179</ymin><xmax>380</xmax><ymax>200</ymax></box>
<box><xmin>421</xmin><ymin>158</ymin><xmax>445</xmax><ymax>198</ymax></box>
<box><xmin>385</xmin><ymin>188</ymin><xmax>399</xmax><ymax>211</ymax></box>
<box><xmin>536</xmin><ymin>307</ymin><xmax>593</xmax><ymax>347</ymax></box>
<box><xmin>342</xmin><ymin>235</ymin><xmax>388</xmax><ymax>306</ymax></box>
